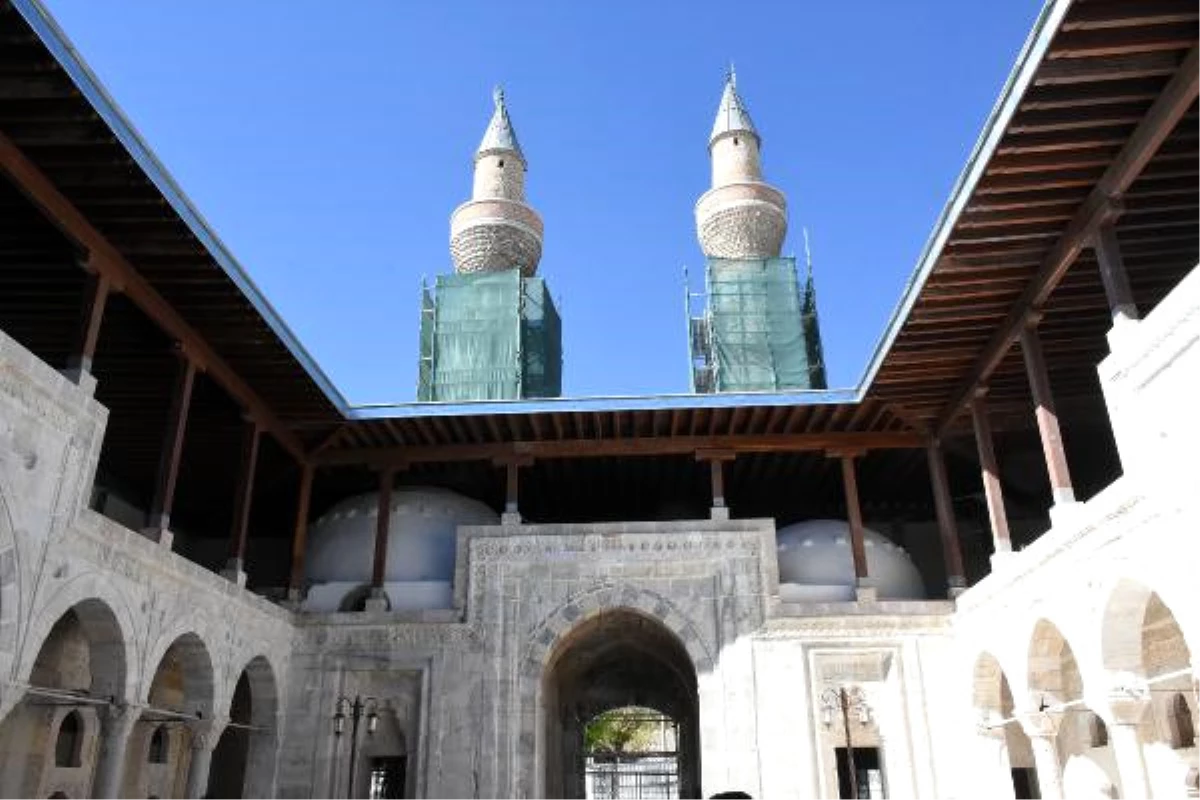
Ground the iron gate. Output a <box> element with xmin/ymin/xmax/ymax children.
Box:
<box><xmin>585</xmin><ymin>754</ymin><xmax>679</xmax><ymax>800</ymax></box>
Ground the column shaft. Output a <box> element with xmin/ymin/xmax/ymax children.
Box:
<box><xmin>371</xmin><ymin>469</ymin><xmax>395</xmax><ymax>589</ymax></box>
<box><xmin>185</xmin><ymin>745</ymin><xmax>214</xmax><ymax>799</ymax></box>
<box><xmin>839</xmin><ymin>455</ymin><xmax>868</xmax><ymax>582</ymax></box>
<box><xmin>1019</xmin><ymin>323</ymin><xmax>1075</xmax><ymax>505</ymax></box>
<box><xmin>91</xmin><ymin>706</ymin><xmax>139</xmax><ymax>798</ymax></box>
<box><xmin>1110</xmin><ymin>721</ymin><xmax>1151</xmax><ymax>798</ymax></box>
<box><xmin>926</xmin><ymin>441</ymin><xmax>966</xmax><ymax>592</ymax></box>
<box><xmin>1093</xmin><ymin>224</ymin><xmax>1139</xmax><ymax>323</ymax></box>
<box><xmin>1027</xmin><ymin>734</ymin><xmax>1064</xmax><ymax>800</ymax></box>
<box><xmin>970</xmin><ymin>394</ymin><xmax>1013</xmax><ymax>555</ymax></box>
<box><xmin>226</xmin><ymin>419</ymin><xmax>262</xmax><ymax>575</ymax></box>
<box><xmin>69</xmin><ymin>269</ymin><xmax>110</xmax><ymax>376</ymax></box>
<box><xmin>288</xmin><ymin>464</ymin><xmax>315</xmax><ymax>601</ymax></box>
<box><xmin>146</xmin><ymin>352</ymin><xmax>196</xmax><ymax>539</ymax></box>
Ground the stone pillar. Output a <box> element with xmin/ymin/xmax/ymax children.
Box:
<box><xmin>1020</xmin><ymin>712</ymin><xmax>1064</xmax><ymax>800</ymax></box>
<box><xmin>92</xmin><ymin>704</ymin><xmax>140</xmax><ymax>798</ymax></box>
<box><xmin>976</xmin><ymin>720</ymin><xmax>1016</xmax><ymax>800</ymax></box>
<box><xmin>1107</xmin><ymin>686</ymin><xmax>1152</xmax><ymax>800</ymax></box>
<box><xmin>185</xmin><ymin>718</ymin><xmax>226</xmax><ymax>799</ymax></box>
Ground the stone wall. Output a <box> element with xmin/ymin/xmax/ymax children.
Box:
<box><xmin>0</xmin><ymin>327</ymin><xmax>294</xmax><ymax>794</ymax></box>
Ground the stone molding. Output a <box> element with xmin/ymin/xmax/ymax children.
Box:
<box><xmin>759</xmin><ymin>613</ymin><xmax>951</xmax><ymax>640</ymax></box>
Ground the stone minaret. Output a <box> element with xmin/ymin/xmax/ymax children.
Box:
<box><xmin>449</xmin><ymin>88</ymin><xmax>544</xmax><ymax>277</ymax></box>
<box><xmin>695</xmin><ymin>69</ymin><xmax>787</xmax><ymax>259</ymax></box>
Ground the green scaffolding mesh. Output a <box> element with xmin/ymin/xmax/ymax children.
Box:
<box><xmin>418</xmin><ymin>269</ymin><xmax>562</xmax><ymax>402</ymax></box>
<box><xmin>690</xmin><ymin>257</ymin><xmax>826</xmax><ymax>392</ymax></box>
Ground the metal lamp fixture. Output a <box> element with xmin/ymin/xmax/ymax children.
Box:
<box><xmin>820</xmin><ymin>686</ymin><xmax>873</xmax><ymax>799</ymax></box>
<box><xmin>333</xmin><ymin>695</ymin><xmax>379</xmax><ymax>798</ymax></box>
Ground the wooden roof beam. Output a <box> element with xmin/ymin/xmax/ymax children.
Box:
<box><xmin>933</xmin><ymin>47</ymin><xmax>1199</xmax><ymax>437</ymax></box>
<box><xmin>0</xmin><ymin>130</ymin><xmax>307</xmax><ymax>461</ymax></box>
<box><xmin>318</xmin><ymin>430</ymin><xmax>925</xmax><ymax>467</ymax></box>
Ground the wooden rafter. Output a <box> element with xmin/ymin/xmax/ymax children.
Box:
<box><xmin>932</xmin><ymin>47</ymin><xmax>1198</xmax><ymax>436</ymax></box>
<box><xmin>0</xmin><ymin>131</ymin><xmax>307</xmax><ymax>460</ymax></box>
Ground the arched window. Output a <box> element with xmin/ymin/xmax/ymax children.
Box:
<box><xmin>1170</xmin><ymin>693</ymin><xmax>1196</xmax><ymax>749</ymax></box>
<box><xmin>148</xmin><ymin>725</ymin><xmax>169</xmax><ymax>764</ymax></box>
<box><xmin>54</xmin><ymin>711</ymin><xmax>83</xmax><ymax>768</ymax></box>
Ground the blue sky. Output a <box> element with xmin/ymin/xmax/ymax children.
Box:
<box><xmin>43</xmin><ymin>0</ymin><xmax>1044</xmax><ymax>404</ymax></box>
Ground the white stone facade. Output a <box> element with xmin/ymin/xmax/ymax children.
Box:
<box><xmin>1</xmin><ymin>267</ymin><xmax>1198</xmax><ymax>797</ymax></box>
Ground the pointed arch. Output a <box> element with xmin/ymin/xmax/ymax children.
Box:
<box><xmin>514</xmin><ymin>583</ymin><xmax>711</xmax><ymax>799</ymax></box>
<box><xmin>1027</xmin><ymin>618</ymin><xmax>1085</xmax><ymax>709</ymax></box>
<box><xmin>1100</xmin><ymin>577</ymin><xmax>1194</xmax><ymax>678</ymax></box>
<box><xmin>146</xmin><ymin>632</ymin><xmax>214</xmax><ymax>718</ymax></box>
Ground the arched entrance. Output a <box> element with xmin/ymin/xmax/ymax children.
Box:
<box><xmin>542</xmin><ymin>609</ymin><xmax>700</xmax><ymax>799</ymax></box>
<box><xmin>206</xmin><ymin>655</ymin><xmax>280</xmax><ymax>798</ymax></box>
<box><xmin>0</xmin><ymin>599</ymin><xmax>126</xmax><ymax>798</ymax></box>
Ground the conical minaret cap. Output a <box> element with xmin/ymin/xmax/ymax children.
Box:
<box><xmin>477</xmin><ymin>87</ymin><xmax>524</xmax><ymax>162</ymax></box>
<box><xmin>709</xmin><ymin>67</ymin><xmax>759</xmax><ymax>147</ymax></box>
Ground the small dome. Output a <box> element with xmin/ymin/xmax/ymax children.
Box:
<box><xmin>306</xmin><ymin>487</ymin><xmax>498</xmax><ymax>585</ymax></box>
<box><xmin>775</xmin><ymin>519</ymin><xmax>925</xmax><ymax>601</ymax></box>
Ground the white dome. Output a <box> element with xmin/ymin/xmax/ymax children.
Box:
<box><xmin>775</xmin><ymin>519</ymin><xmax>925</xmax><ymax>601</ymax></box>
<box><xmin>306</xmin><ymin>487</ymin><xmax>498</xmax><ymax>584</ymax></box>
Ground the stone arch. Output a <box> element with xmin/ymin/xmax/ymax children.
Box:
<box><xmin>520</xmin><ymin>583</ymin><xmax>713</xmax><ymax>680</ymax></box>
<box><xmin>1099</xmin><ymin>577</ymin><xmax>1194</xmax><ymax>678</ymax></box>
<box><xmin>516</xmin><ymin>584</ymin><xmax>710</xmax><ymax>799</ymax></box>
<box><xmin>972</xmin><ymin>651</ymin><xmax>1016</xmax><ymax>720</ymax></box>
<box><xmin>1028</xmin><ymin>618</ymin><xmax>1085</xmax><ymax>709</ymax></box>
<box><xmin>13</xmin><ymin>578</ymin><xmax>138</xmax><ymax>705</ymax></box>
<box><xmin>145</xmin><ymin>632</ymin><xmax>215</xmax><ymax>719</ymax></box>
<box><xmin>218</xmin><ymin>654</ymin><xmax>281</xmax><ymax>798</ymax></box>
<box><xmin>0</xmin><ymin>597</ymin><xmax>125</xmax><ymax>797</ymax></box>
<box><xmin>227</xmin><ymin>654</ymin><xmax>279</xmax><ymax>728</ymax></box>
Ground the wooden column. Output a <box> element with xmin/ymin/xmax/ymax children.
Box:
<box><xmin>926</xmin><ymin>440</ymin><xmax>966</xmax><ymax>594</ymax></box>
<box><xmin>697</xmin><ymin>450</ymin><xmax>735</xmax><ymax>520</ymax></box>
<box><xmin>838</xmin><ymin>454</ymin><xmax>869</xmax><ymax>584</ymax></box>
<box><xmin>287</xmin><ymin>464</ymin><xmax>315</xmax><ymax>603</ymax></box>
<box><xmin>1092</xmin><ymin>223</ymin><xmax>1139</xmax><ymax>325</ymax></box>
<box><xmin>969</xmin><ymin>391</ymin><xmax>1013</xmax><ymax>557</ymax></box>
<box><xmin>224</xmin><ymin>418</ymin><xmax>262</xmax><ymax>581</ymax></box>
<box><xmin>145</xmin><ymin>351</ymin><xmax>196</xmax><ymax>543</ymax></box>
<box><xmin>1019</xmin><ymin>321</ymin><xmax>1075</xmax><ymax>505</ymax></box>
<box><xmin>370</xmin><ymin>468</ymin><xmax>395</xmax><ymax>592</ymax></box>
<box><xmin>505</xmin><ymin>462</ymin><xmax>520</xmax><ymax>515</ymax></box>
<box><xmin>710</xmin><ymin>460</ymin><xmax>726</xmax><ymax>509</ymax></box>
<box><xmin>67</xmin><ymin>269</ymin><xmax>111</xmax><ymax>378</ymax></box>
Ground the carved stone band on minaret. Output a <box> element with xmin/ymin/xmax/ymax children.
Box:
<box><xmin>450</xmin><ymin>87</ymin><xmax>543</xmax><ymax>276</ymax></box>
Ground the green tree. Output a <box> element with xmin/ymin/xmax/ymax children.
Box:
<box><xmin>585</xmin><ymin>707</ymin><xmax>664</xmax><ymax>755</ymax></box>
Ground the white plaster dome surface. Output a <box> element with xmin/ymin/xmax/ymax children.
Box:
<box><xmin>306</xmin><ymin>487</ymin><xmax>498</xmax><ymax>585</ymax></box>
<box><xmin>775</xmin><ymin>519</ymin><xmax>925</xmax><ymax>601</ymax></box>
